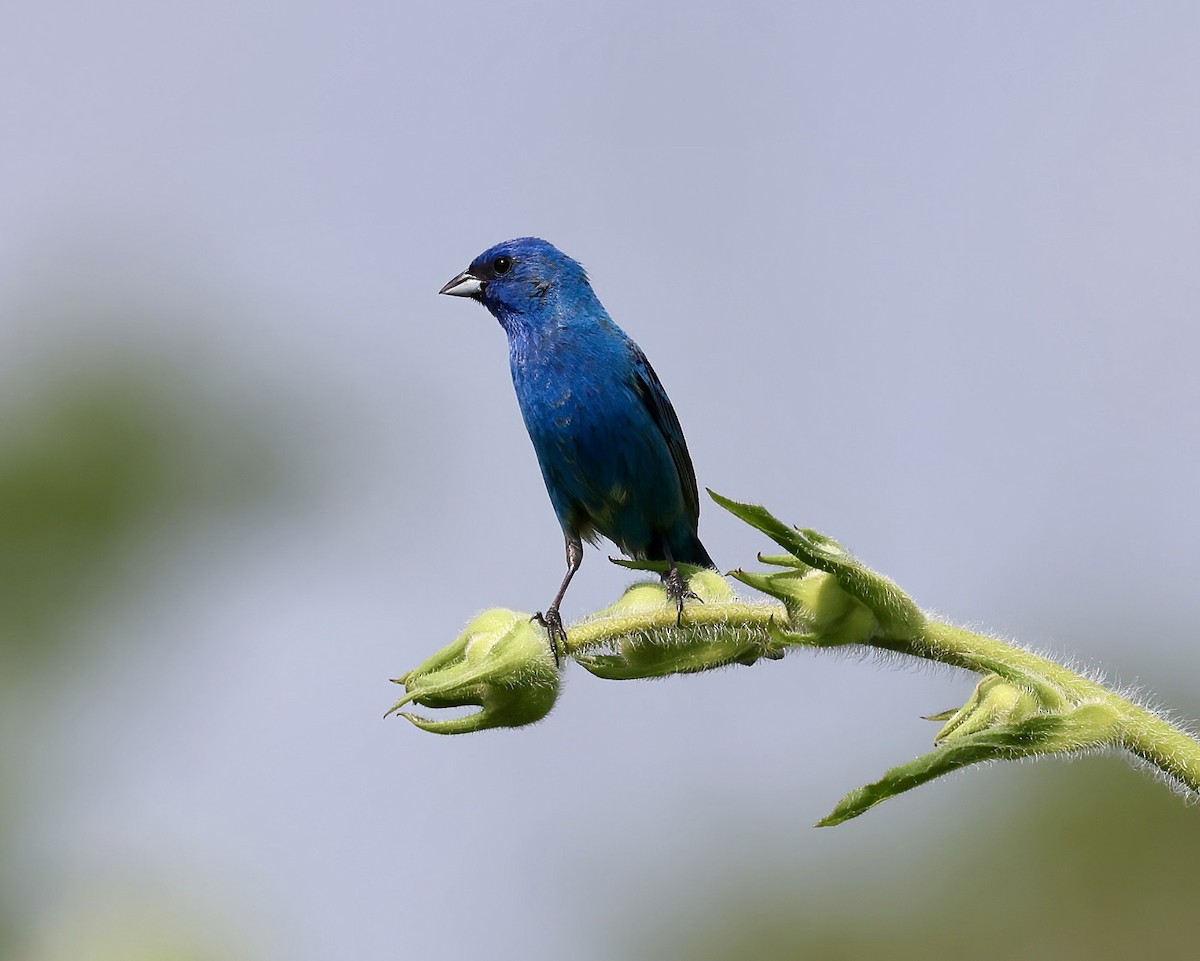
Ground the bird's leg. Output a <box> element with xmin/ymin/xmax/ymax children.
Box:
<box><xmin>534</xmin><ymin>535</ymin><xmax>583</xmax><ymax>666</ymax></box>
<box><xmin>663</xmin><ymin>555</ymin><xmax>701</xmax><ymax>627</ymax></box>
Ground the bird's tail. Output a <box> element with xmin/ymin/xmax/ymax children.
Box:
<box><xmin>672</xmin><ymin>533</ymin><xmax>716</xmax><ymax>571</ymax></box>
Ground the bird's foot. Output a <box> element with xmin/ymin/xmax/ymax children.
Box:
<box><xmin>533</xmin><ymin>607</ymin><xmax>568</xmax><ymax>666</ymax></box>
<box><xmin>663</xmin><ymin>565</ymin><xmax>702</xmax><ymax>627</ymax></box>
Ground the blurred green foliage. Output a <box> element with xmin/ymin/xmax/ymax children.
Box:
<box><xmin>645</xmin><ymin>757</ymin><xmax>1200</xmax><ymax>961</ymax></box>
<box><xmin>0</xmin><ymin>361</ymin><xmax>279</xmax><ymax>678</ymax></box>
<box><xmin>0</xmin><ymin>350</ymin><xmax>283</xmax><ymax>960</ymax></box>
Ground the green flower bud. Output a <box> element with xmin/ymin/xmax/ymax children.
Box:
<box><xmin>684</xmin><ymin>567</ymin><xmax>738</xmax><ymax>604</ymax></box>
<box><xmin>733</xmin><ymin>565</ymin><xmax>880</xmax><ymax>647</ymax></box>
<box><xmin>572</xmin><ymin>577</ymin><xmax>782</xmax><ymax>680</ymax></box>
<box><xmin>821</xmin><ymin>683</ymin><xmax>1126</xmax><ymax>826</ymax></box>
<box><xmin>932</xmin><ymin>674</ymin><xmax>1042</xmax><ymax>743</ymax></box>
<box><xmin>711</xmin><ymin>492</ymin><xmax>925</xmax><ymax>639</ymax></box>
<box><xmin>388</xmin><ymin>609</ymin><xmax>559</xmax><ymax>734</ymax></box>
<box><xmin>606</xmin><ymin>560</ymin><xmax>737</xmax><ymax>605</ymax></box>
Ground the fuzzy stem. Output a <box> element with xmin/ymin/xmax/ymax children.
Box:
<box><xmin>1120</xmin><ymin>719</ymin><xmax>1200</xmax><ymax>793</ymax></box>
<box><xmin>910</xmin><ymin>621</ymin><xmax>1104</xmax><ymax>686</ymax></box>
<box><xmin>565</xmin><ymin>599</ymin><xmax>1200</xmax><ymax>796</ymax></box>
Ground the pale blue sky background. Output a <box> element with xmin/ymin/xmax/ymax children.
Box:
<box><xmin>3</xmin><ymin>3</ymin><xmax>1199</xmax><ymax>959</ymax></box>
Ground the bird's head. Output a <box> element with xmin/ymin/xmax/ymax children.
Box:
<box><xmin>439</xmin><ymin>237</ymin><xmax>594</xmax><ymax>326</ymax></box>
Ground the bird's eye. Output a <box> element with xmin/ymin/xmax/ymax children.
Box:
<box><xmin>492</xmin><ymin>255</ymin><xmax>512</xmax><ymax>275</ymax></box>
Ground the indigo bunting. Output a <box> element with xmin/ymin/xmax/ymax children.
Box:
<box><xmin>440</xmin><ymin>238</ymin><xmax>714</xmax><ymax>658</ymax></box>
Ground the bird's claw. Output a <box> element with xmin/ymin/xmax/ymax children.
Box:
<box><xmin>664</xmin><ymin>566</ymin><xmax>702</xmax><ymax>627</ymax></box>
<box><xmin>533</xmin><ymin>608</ymin><xmax>568</xmax><ymax>666</ymax></box>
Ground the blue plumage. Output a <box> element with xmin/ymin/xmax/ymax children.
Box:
<box><xmin>440</xmin><ymin>238</ymin><xmax>713</xmax><ymax>655</ymax></box>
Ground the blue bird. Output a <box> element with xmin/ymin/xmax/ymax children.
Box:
<box><xmin>440</xmin><ymin>237</ymin><xmax>715</xmax><ymax>659</ymax></box>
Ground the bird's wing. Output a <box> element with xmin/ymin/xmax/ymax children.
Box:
<box><xmin>629</xmin><ymin>347</ymin><xmax>701</xmax><ymax>524</ymax></box>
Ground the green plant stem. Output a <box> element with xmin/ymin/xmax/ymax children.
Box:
<box><xmin>566</xmin><ymin>599</ymin><xmax>1200</xmax><ymax>796</ymax></box>
<box><xmin>1120</xmin><ymin>719</ymin><xmax>1200</xmax><ymax>793</ymax></box>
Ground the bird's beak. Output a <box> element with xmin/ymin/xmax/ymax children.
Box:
<box><xmin>439</xmin><ymin>271</ymin><xmax>484</xmax><ymax>298</ymax></box>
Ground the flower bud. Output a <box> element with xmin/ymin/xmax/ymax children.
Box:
<box><xmin>572</xmin><ymin>577</ymin><xmax>781</xmax><ymax>680</ymax></box>
<box><xmin>932</xmin><ymin>674</ymin><xmax>1041</xmax><ymax>743</ymax></box>
<box><xmin>733</xmin><ymin>565</ymin><xmax>880</xmax><ymax>647</ymax></box>
<box><xmin>711</xmin><ymin>492</ymin><xmax>925</xmax><ymax>640</ymax></box>
<box><xmin>388</xmin><ymin>609</ymin><xmax>559</xmax><ymax>734</ymax></box>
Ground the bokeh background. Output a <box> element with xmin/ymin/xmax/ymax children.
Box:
<box><xmin>3</xmin><ymin>3</ymin><xmax>1199</xmax><ymax>959</ymax></box>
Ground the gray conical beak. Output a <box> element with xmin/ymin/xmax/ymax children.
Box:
<box><xmin>439</xmin><ymin>271</ymin><xmax>484</xmax><ymax>298</ymax></box>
